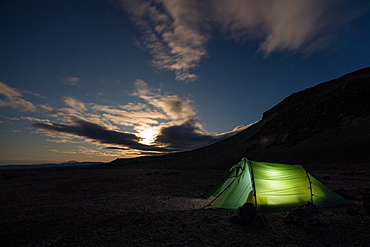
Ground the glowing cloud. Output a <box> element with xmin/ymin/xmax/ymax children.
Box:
<box><xmin>1</xmin><ymin>80</ymin><xmax>253</xmax><ymax>156</ymax></box>
<box><xmin>132</xmin><ymin>79</ymin><xmax>196</xmax><ymax>120</ymax></box>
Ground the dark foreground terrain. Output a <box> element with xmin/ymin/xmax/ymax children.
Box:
<box><xmin>1</xmin><ymin>165</ymin><xmax>369</xmax><ymax>247</ymax></box>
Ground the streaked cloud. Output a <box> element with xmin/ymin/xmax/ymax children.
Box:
<box><xmin>64</xmin><ymin>97</ymin><xmax>88</xmax><ymax>112</ymax></box>
<box><xmin>50</xmin><ymin>145</ymin><xmax>122</xmax><ymax>157</ymax></box>
<box><xmin>0</xmin><ymin>115</ymin><xmax>20</xmax><ymax>121</ymax></box>
<box><xmin>118</xmin><ymin>0</ymin><xmax>208</xmax><ymax>81</ymax></box>
<box><xmin>117</xmin><ymin>0</ymin><xmax>353</xmax><ymax>80</ymax></box>
<box><xmin>0</xmin><ymin>97</ymin><xmax>36</xmax><ymax>111</ymax></box>
<box><xmin>102</xmin><ymin>146</ymin><xmax>128</xmax><ymax>150</ymax></box>
<box><xmin>211</xmin><ymin>0</ymin><xmax>338</xmax><ymax>54</ymax></box>
<box><xmin>0</xmin><ymin>81</ymin><xmax>55</xmax><ymax>114</ymax></box>
<box><xmin>46</xmin><ymin>137</ymin><xmax>82</xmax><ymax>144</ymax></box>
<box><xmin>62</xmin><ymin>76</ymin><xmax>81</xmax><ymax>87</ymax></box>
<box><xmin>23</xmin><ymin>90</ymin><xmax>47</xmax><ymax>98</ymax></box>
<box><xmin>0</xmin><ymin>115</ymin><xmax>50</xmax><ymax>129</ymax></box>
<box><xmin>120</xmin><ymin>102</ymin><xmax>147</xmax><ymax>111</ymax></box>
<box><xmin>0</xmin><ymin>82</ymin><xmax>21</xmax><ymax>98</ymax></box>
<box><xmin>22</xmin><ymin>117</ymin><xmax>49</xmax><ymax>122</ymax></box>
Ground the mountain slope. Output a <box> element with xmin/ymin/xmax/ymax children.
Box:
<box><xmin>109</xmin><ymin>67</ymin><xmax>370</xmax><ymax>169</ymax></box>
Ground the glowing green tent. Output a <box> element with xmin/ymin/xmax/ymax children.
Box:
<box><xmin>204</xmin><ymin>158</ymin><xmax>351</xmax><ymax>212</ymax></box>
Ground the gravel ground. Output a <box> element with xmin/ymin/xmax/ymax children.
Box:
<box><xmin>0</xmin><ymin>166</ymin><xmax>369</xmax><ymax>246</ymax></box>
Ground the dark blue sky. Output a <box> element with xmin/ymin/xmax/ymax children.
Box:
<box><xmin>1</xmin><ymin>0</ymin><xmax>369</xmax><ymax>164</ymax></box>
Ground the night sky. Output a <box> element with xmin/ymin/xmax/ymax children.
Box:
<box><xmin>1</xmin><ymin>0</ymin><xmax>369</xmax><ymax>165</ymax></box>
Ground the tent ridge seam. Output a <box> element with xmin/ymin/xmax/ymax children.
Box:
<box><xmin>246</xmin><ymin>158</ymin><xmax>258</xmax><ymax>209</ymax></box>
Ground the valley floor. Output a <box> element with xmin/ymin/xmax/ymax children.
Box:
<box><xmin>1</xmin><ymin>166</ymin><xmax>369</xmax><ymax>246</ymax></box>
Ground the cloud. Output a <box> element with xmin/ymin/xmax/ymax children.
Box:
<box><xmin>32</xmin><ymin>116</ymin><xmax>169</xmax><ymax>152</ymax></box>
<box><xmin>50</xmin><ymin>145</ymin><xmax>123</xmax><ymax>157</ymax></box>
<box><xmin>154</xmin><ymin>117</ymin><xmax>213</xmax><ymax>150</ymax></box>
<box><xmin>36</xmin><ymin>104</ymin><xmax>55</xmax><ymax>114</ymax></box>
<box><xmin>38</xmin><ymin>80</ymin><xmax>248</xmax><ymax>152</ymax></box>
<box><xmin>2</xmin><ymin>80</ymin><xmax>252</xmax><ymax>156</ymax></box>
<box><xmin>0</xmin><ymin>115</ymin><xmax>50</xmax><ymax>126</ymax></box>
<box><xmin>211</xmin><ymin>0</ymin><xmax>338</xmax><ymax>54</ymax></box>
<box><xmin>23</xmin><ymin>90</ymin><xmax>47</xmax><ymax>98</ymax></box>
<box><xmin>24</xmin><ymin>117</ymin><xmax>50</xmax><ymax>122</ymax></box>
<box><xmin>132</xmin><ymin>79</ymin><xmax>196</xmax><ymax>120</ymax></box>
<box><xmin>64</xmin><ymin>97</ymin><xmax>87</xmax><ymax>112</ymax></box>
<box><xmin>103</xmin><ymin>113</ymin><xmax>160</xmax><ymax>127</ymax></box>
<box><xmin>0</xmin><ymin>97</ymin><xmax>36</xmax><ymax>111</ymax></box>
<box><xmin>213</xmin><ymin>122</ymin><xmax>258</xmax><ymax>140</ymax></box>
<box><xmin>102</xmin><ymin>146</ymin><xmax>128</xmax><ymax>150</ymax></box>
<box><xmin>0</xmin><ymin>82</ymin><xmax>21</xmax><ymax>98</ymax></box>
<box><xmin>120</xmin><ymin>102</ymin><xmax>147</xmax><ymax>111</ymax></box>
<box><xmin>0</xmin><ymin>81</ymin><xmax>55</xmax><ymax>114</ymax></box>
<box><xmin>27</xmin><ymin>78</ymin><xmax>246</xmax><ymax>153</ymax></box>
<box><xmin>62</xmin><ymin>76</ymin><xmax>81</xmax><ymax>87</ymax></box>
<box><xmin>154</xmin><ymin>117</ymin><xmax>254</xmax><ymax>151</ymax></box>
<box><xmin>47</xmin><ymin>137</ymin><xmax>81</xmax><ymax>144</ymax></box>
<box><xmin>116</xmin><ymin>0</ymin><xmax>356</xmax><ymax>79</ymax></box>
<box><xmin>0</xmin><ymin>115</ymin><xmax>20</xmax><ymax>121</ymax></box>
<box><xmin>87</xmin><ymin>101</ymin><xmax>166</xmax><ymax>130</ymax></box>
<box><xmin>118</xmin><ymin>0</ymin><xmax>209</xmax><ymax>81</ymax></box>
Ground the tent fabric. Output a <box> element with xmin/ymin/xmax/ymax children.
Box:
<box><xmin>204</xmin><ymin>158</ymin><xmax>351</xmax><ymax>212</ymax></box>
<box><xmin>203</xmin><ymin>160</ymin><xmax>253</xmax><ymax>209</ymax></box>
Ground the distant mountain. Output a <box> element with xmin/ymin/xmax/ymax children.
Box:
<box><xmin>61</xmin><ymin>160</ymin><xmax>80</xmax><ymax>164</ymax></box>
<box><xmin>0</xmin><ymin>161</ymin><xmax>105</xmax><ymax>170</ymax></box>
<box><xmin>109</xmin><ymin>67</ymin><xmax>370</xmax><ymax>169</ymax></box>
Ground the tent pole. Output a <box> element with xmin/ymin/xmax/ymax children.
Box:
<box><xmin>203</xmin><ymin>163</ymin><xmax>243</xmax><ymax>208</ymax></box>
<box><xmin>305</xmin><ymin>170</ymin><xmax>314</xmax><ymax>204</ymax></box>
<box><xmin>204</xmin><ymin>176</ymin><xmax>237</xmax><ymax>208</ymax></box>
<box><xmin>246</xmin><ymin>158</ymin><xmax>258</xmax><ymax>209</ymax></box>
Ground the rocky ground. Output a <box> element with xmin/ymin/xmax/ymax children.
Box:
<box><xmin>0</xmin><ymin>165</ymin><xmax>369</xmax><ymax>246</ymax></box>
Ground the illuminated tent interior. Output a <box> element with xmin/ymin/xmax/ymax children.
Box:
<box><xmin>203</xmin><ymin>158</ymin><xmax>352</xmax><ymax>212</ymax></box>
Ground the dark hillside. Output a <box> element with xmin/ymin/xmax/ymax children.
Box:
<box><xmin>109</xmin><ymin>67</ymin><xmax>370</xmax><ymax>169</ymax></box>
